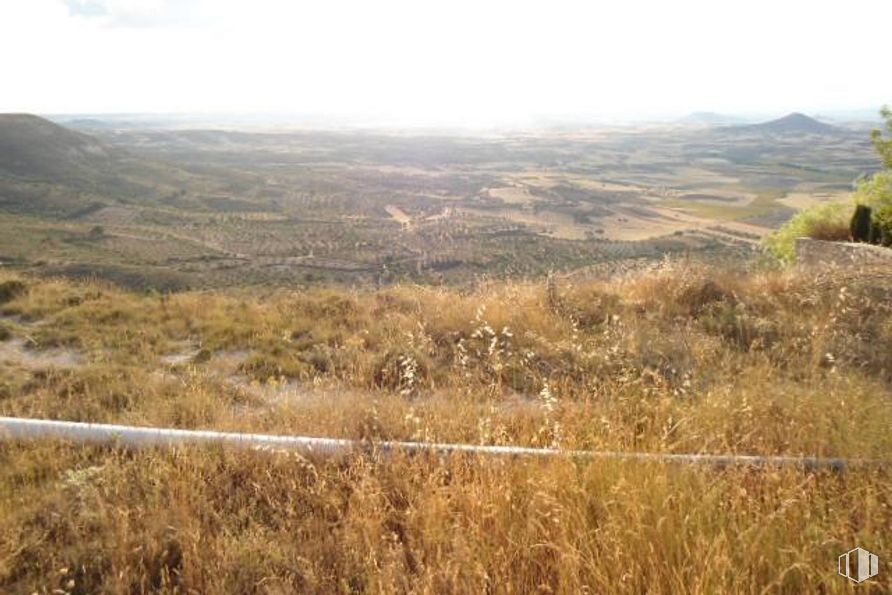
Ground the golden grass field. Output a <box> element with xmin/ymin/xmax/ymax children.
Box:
<box><xmin>0</xmin><ymin>261</ymin><xmax>890</xmax><ymax>593</ymax></box>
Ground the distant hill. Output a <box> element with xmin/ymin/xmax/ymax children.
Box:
<box><xmin>0</xmin><ymin>114</ymin><xmax>201</xmax><ymax>217</ymax></box>
<box><xmin>731</xmin><ymin>112</ymin><xmax>842</xmax><ymax>135</ymax></box>
<box><xmin>56</xmin><ymin>118</ymin><xmax>128</xmax><ymax>131</ymax></box>
<box><xmin>678</xmin><ymin>112</ymin><xmax>747</xmax><ymax>126</ymax></box>
<box><xmin>0</xmin><ymin>114</ymin><xmax>114</xmax><ymax>181</ymax></box>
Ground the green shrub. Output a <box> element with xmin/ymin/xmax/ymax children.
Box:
<box><xmin>873</xmin><ymin>204</ymin><xmax>892</xmax><ymax>247</ymax></box>
<box><xmin>764</xmin><ymin>202</ymin><xmax>852</xmax><ymax>263</ymax></box>
<box><xmin>870</xmin><ymin>105</ymin><xmax>892</xmax><ymax>169</ymax></box>
<box><xmin>854</xmin><ymin>170</ymin><xmax>892</xmax><ymax>209</ymax></box>
<box><xmin>852</xmin><ymin>170</ymin><xmax>892</xmax><ymax>247</ymax></box>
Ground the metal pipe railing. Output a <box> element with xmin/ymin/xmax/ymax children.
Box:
<box><xmin>0</xmin><ymin>416</ymin><xmax>882</xmax><ymax>471</ymax></box>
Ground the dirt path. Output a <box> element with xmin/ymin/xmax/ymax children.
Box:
<box><xmin>0</xmin><ymin>338</ymin><xmax>83</xmax><ymax>370</ymax></box>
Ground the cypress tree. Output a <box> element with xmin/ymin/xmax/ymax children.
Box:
<box><xmin>850</xmin><ymin>204</ymin><xmax>873</xmax><ymax>242</ymax></box>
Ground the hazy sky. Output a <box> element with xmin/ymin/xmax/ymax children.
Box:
<box><xmin>1</xmin><ymin>0</ymin><xmax>890</xmax><ymax>124</ymax></box>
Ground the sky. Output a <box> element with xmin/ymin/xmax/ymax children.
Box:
<box><xmin>1</xmin><ymin>0</ymin><xmax>890</xmax><ymax>126</ymax></box>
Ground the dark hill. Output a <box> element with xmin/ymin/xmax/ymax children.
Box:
<box><xmin>733</xmin><ymin>112</ymin><xmax>841</xmax><ymax>135</ymax></box>
<box><xmin>0</xmin><ymin>113</ymin><xmax>114</xmax><ymax>181</ymax></box>
<box><xmin>0</xmin><ymin>114</ymin><xmax>201</xmax><ymax>217</ymax></box>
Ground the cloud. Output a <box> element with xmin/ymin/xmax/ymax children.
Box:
<box><xmin>63</xmin><ymin>0</ymin><xmax>200</xmax><ymax>27</ymax></box>
<box><xmin>64</xmin><ymin>0</ymin><xmax>111</xmax><ymax>18</ymax></box>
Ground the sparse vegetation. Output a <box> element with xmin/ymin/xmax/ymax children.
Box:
<box><xmin>854</xmin><ymin>177</ymin><xmax>892</xmax><ymax>245</ymax></box>
<box><xmin>763</xmin><ymin>202</ymin><xmax>853</xmax><ymax>262</ymax></box>
<box><xmin>1</xmin><ymin>111</ymin><xmax>890</xmax><ymax>592</ymax></box>
<box><xmin>2</xmin><ymin>0</ymin><xmax>890</xmax><ymax>588</ymax></box>
<box><xmin>0</xmin><ymin>263</ymin><xmax>889</xmax><ymax>592</ymax></box>
<box><xmin>852</xmin><ymin>107</ymin><xmax>892</xmax><ymax>246</ymax></box>
<box><xmin>870</xmin><ymin>105</ymin><xmax>892</xmax><ymax>169</ymax></box>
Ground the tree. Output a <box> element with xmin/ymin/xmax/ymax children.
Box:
<box><xmin>853</xmin><ymin>107</ymin><xmax>892</xmax><ymax>242</ymax></box>
<box><xmin>850</xmin><ymin>204</ymin><xmax>872</xmax><ymax>242</ymax></box>
<box><xmin>870</xmin><ymin>105</ymin><xmax>892</xmax><ymax>169</ymax></box>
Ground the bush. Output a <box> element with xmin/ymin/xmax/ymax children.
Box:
<box><xmin>764</xmin><ymin>202</ymin><xmax>852</xmax><ymax>263</ymax></box>
<box><xmin>192</xmin><ymin>348</ymin><xmax>212</xmax><ymax>364</ymax></box>
<box><xmin>675</xmin><ymin>278</ymin><xmax>735</xmax><ymax>316</ymax></box>
<box><xmin>700</xmin><ymin>302</ymin><xmax>778</xmax><ymax>351</ymax></box>
<box><xmin>870</xmin><ymin>105</ymin><xmax>892</xmax><ymax>168</ymax></box>
<box><xmin>0</xmin><ymin>280</ymin><xmax>26</xmax><ymax>304</ymax></box>
<box><xmin>855</xmin><ymin>171</ymin><xmax>892</xmax><ymax>208</ymax></box>
<box><xmin>873</xmin><ymin>205</ymin><xmax>892</xmax><ymax>246</ymax></box>
<box><xmin>853</xmin><ymin>165</ymin><xmax>892</xmax><ymax>247</ymax></box>
<box><xmin>298</xmin><ymin>344</ymin><xmax>335</xmax><ymax>374</ymax></box>
<box><xmin>239</xmin><ymin>348</ymin><xmax>311</xmax><ymax>381</ymax></box>
<box><xmin>372</xmin><ymin>347</ymin><xmax>431</xmax><ymax>394</ymax></box>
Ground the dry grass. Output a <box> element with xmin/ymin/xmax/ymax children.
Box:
<box><xmin>0</xmin><ymin>261</ymin><xmax>890</xmax><ymax>593</ymax></box>
<box><xmin>807</xmin><ymin>220</ymin><xmax>852</xmax><ymax>242</ymax></box>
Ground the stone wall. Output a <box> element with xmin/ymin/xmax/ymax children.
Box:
<box><xmin>796</xmin><ymin>237</ymin><xmax>892</xmax><ymax>268</ymax></box>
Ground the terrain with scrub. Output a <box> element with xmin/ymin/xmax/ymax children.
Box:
<box><xmin>0</xmin><ymin>261</ymin><xmax>890</xmax><ymax>593</ymax></box>
<box><xmin>1</xmin><ymin>112</ymin><xmax>890</xmax><ymax>592</ymax></box>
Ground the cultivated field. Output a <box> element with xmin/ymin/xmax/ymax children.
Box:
<box><xmin>1</xmin><ymin>117</ymin><xmax>879</xmax><ymax>290</ymax></box>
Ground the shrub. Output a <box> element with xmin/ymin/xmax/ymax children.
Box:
<box><xmin>700</xmin><ymin>302</ymin><xmax>778</xmax><ymax>351</ymax></box>
<box><xmin>675</xmin><ymin>278</ymin><xmax>735</xmax><ymax>316</ymax></box>
<box><xmin>870</xmin><ymin>104</ymin><xmax>892</xmax><ymax>168</ymax></box>
<box><xmin>562</xmin><ymin>285</ymin><xmax>621</xmax><ymax>328</ymax></box>
<box><xmin>848</xmin><ymin>170</ymin><xmax>892</xmax><ymax>247</ymax></box>
<box><xmin>239</xmin><ymin>349</ymin><xmax>311</xmax><ymax>381</ymax></box>
<box><xmin>372</xmin><ymin>347</ymin><xmax>430</xmax><ymax>394</ymax></box>
<box><xmin>298</xmin><ymin>344</ymin><xmax>335</xmax><ymax>374</ymax></box>
<box><xmin>0</xmin><ymin>280</ymin><xmax>26</xmax><ymax>304</ymax></box>
<box><xmin>854</xmin><ymin>170</ymin><xmax>892</xmax><ymax>209</ymax></box>
<box><xmin>873</xmin><ymin>205</ymin><xmax>892</xmax><ymax>246</ymax></box>
<box><xmin>191</xmin><ymin>348</ymin><xmax>212</xmax><ymax>364</ymax></box>
<box><xmin>764</xmin><ymin>202</ymin><xmax>852</xmax><ymax>263</ymax></box>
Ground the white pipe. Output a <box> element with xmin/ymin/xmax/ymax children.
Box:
<box><xmin>0</xmin><ymin>416</ymin><xmax>879</xmax><ymax>471</ymax></box>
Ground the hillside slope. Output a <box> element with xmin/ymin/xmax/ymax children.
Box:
<box><xmin>0</xmin><ymin>263</ymin><xmax>889</xmax><ymax>592</ymax></box>
<box><xmin>0</xmin><ymin>114</ymin><xmax>203</xmax><ymax>217</ymax></box>
<box><xmin>0</xmin><ymin>113</ymin><xmax>114</xmax><ymax>181</ymax></box>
